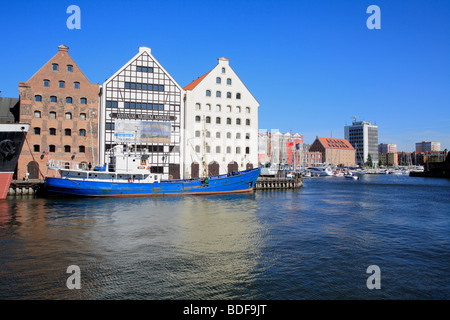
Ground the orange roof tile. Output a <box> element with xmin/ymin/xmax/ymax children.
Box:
<box><xmin>317</xmin><ymin>137</ymin><xmax>354</xmax><ymax>150</ymax></box>
<box><xmin>183</xmin><ymin>71</ymin><xmax>211</xmax><ymax>91</ymax></box>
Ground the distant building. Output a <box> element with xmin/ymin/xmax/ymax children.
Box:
<box><xmin>378</xmin><ymin>152</ymin><xmax>398</xmax><ymax>166</ymax></box>
<box><xmin>309</xmin><ymin>137</ymin><xmax>356</xmax><ymax>167</ymax></box>
<box><xmin>378</xmin><ymin>143</ymin><xmax>397</xmax><ymax>154</ymax></box>
<box><xmin>98</xmin><ymin>47</ymin><xmax>184</xmax><ymax>180</ymax></box>
<box><xmin>184</xmin><ymin>57</ymin><xmax>259</xmax><ymax>178</ymax></box>
<box><xmin>301</xmin><ymin>144</ymin><xmax>323</xmax><ymax>168</ymax></box>
<box><xmin>17</xmin><ymin>45</ymin><xmax>100</xmax><ymax>180</ymax></box>
<box><xmin>344</xmin><ymin>119</ymin><xmax>378</xmax><ymax>166</ymax></box>
<box><xmin>258</xmin><ymin>131</ymin><xmax>304</xmax><ymax>168</ymax></box>
<box><xmin>415</xmin><ymin>141</ymin><xmax>440</xmax><ymax>153</ymax></box>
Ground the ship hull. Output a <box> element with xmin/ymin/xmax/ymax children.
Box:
<box><xmin>44</xmin><ymin>168</ymin><xmax>261</xmax><ymax>197</ymax></box>
<box><xmin>0</xmin><ymin>124</ymin><xmax>29</xmax><ymax>199</ymax></box>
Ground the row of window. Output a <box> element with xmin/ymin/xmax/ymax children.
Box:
<box><xmin>124</xmin><ymin>82</ymin><xmax>164</xmax><ymax>91</ymax></box>
<box><xmin>35</xmin><ymin>95</ymin><xmax>87</xmax><ymax>104</ymax></box>
<box><xmin>106</xmin><ymin>101</ymin><xmax>165</xmax><ymax>110</ymax></box>
<box><xmin>43</xmin><ymin>79</ymin><xmax>80</xmax><ymax>89</ymax></box>
<box><xmin>52</xmin><ymin>64</ymin><xmax>74</xmax><ymax>72</ymax></box>
<box><xmin>215</xmin><ymin>77</ymin><xmax>232</xmax><ymax>85</ymax></box>
<box><xmin>33</xmin><ymin>144</ymin><xmax>85</xmax><ymax>153</ymax></box>
<box><xmin>194</xmin><ymin>145</ymin><xmax>250</xmax><ymax>155</ymax></box>
<box><xmin>136</xmin><ymin>66</ymin><xmax>154</xmax><ymax>73</ymax></box>
<box><xmin>34</xmin><ymin>111</ymin><xmax>87</xmax><ymax>120</ymax></box>
<box><xmin>34</xmin><ymin>127</ymin><xmax>87</xmax><ymax>136</ymax></box>
<box><xmin>206</xmin><ymin>90</ymin><xmax>241</xmax><ymax>99</ymax></box>
<box><xmin>195</xmin><ymin>131</ymin><xmax>251</xmax><ymax>139</ymax></box>
<box><xmin>195</xmin><ymin>116</ymin><xmax>251</xmax><ymax>126</ymax></box>
<box><xmin>195</xmin><ymin>104</ymin><xmax>250</xmax><ymax>113</ymax></box>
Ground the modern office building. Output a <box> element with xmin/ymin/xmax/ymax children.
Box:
<box><xmin>98</xmin><ymin>47</ymin><xmax>184</xmax><ymax>180</ymax></box>
<box><xmin>17</xmin><ymin>45</ymin><xmax>100</xmax><ymax>180</ymax></box>
<box><xmin>344</xmin><ymin>119</ymin><xmax>379</xmax><ymax>166</ymax></box>
<box><xmin>183</xmin><ymin>57</ymin><xmax>259</xmax><ymax>178</ymax></box>
<box><xmin>309</xmin><ymin>137</ymin><xmax>356</xmax><ymax>167</ymax></box>
<box><xmin>378</xmin><ymin>143</ymin><xmax>397</xmax><ymax>154</ymax></box>
<box><xmin>415</xmin><ymin>141</ymin><xmax>440</xmax><ymax>153</ymax></box>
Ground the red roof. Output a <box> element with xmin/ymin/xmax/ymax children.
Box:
<box><xmin>317</xmin><ymin>137</ymin><xmax>354</xmax><ymax>150</ymax></box>
<box><xmin>183</xmin><ymin>71</ymin><xmax>211</xmax><ymax>91</ymax></box>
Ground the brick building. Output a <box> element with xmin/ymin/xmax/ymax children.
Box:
<box><xmin>17</xmin><ymin>45</ymin><xmax>100</xmax><ymax>179</ymax></box>
<box><xmin>309</xmin><ymin>137</ymin><xmax>356</xmax><ymax>167</ymax></box>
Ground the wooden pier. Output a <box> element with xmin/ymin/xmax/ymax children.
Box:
<box><xmin>255</xmin><ymin>176</ymin><xmax>302</xmax><ymax>190</ymax></box>
<box><xmin>8</xmin><ymin>180</ymin><xmax>44</xmax><ymax>196</ymax></box>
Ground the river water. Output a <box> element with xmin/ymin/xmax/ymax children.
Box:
<box><xmin>0</xmin><ymin>174</ymin><xmax>449</xmax><ymax>300</ymax></box>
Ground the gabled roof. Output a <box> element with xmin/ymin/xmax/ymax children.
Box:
<box><xmin>317</xmin><ymin>137</ymin><xmax>354</xmax><ymax>150</ymax></box>
<box><xmin>183</xmin><ymin>71</ymin><xmax>211</xmax><ymax>91</ymax></box>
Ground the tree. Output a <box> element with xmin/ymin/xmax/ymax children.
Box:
<box><xmin>367</xmin><ymin>154</ymin><xmax>373</xmax><ymax>167</ymax></box>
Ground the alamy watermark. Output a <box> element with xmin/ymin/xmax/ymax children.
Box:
<box><xmin>367</xmin><ymin>5</ymin><xmax>381</xmax><ymax>29</ymax></box>
<box><xmin>66</xmin><ymin>265</ymin><xmax>81</xmax><ymax>289</ymax></box>
<box><xmin>366</xmin><ymin>265</ymin><xmax>381</xmax><ymax>289</ymax></box>
<box><xmin>67</xmin><ymin>5</ymin><xmax>81</xmax><ymax>30</ymax></box>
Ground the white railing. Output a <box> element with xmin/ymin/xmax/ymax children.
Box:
<box><xmin>47</xmin><ymin>159</ymin><xmax>90</xmax><ymax>171</ymax></box>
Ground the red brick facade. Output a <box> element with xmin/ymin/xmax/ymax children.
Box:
<box><xmin>17</xmin><ymin>45</ymin><xmax>99</xmax><ymax>180</ymax></box>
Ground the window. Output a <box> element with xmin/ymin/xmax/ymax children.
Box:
<box><xmin>65</xmin><ymin>129</ymin><xmax>71</xmax><ymax>136</ymax></box>
<box><xmin>216</xmin><ymin>146</ymin><xmax>221</xmax><ymax>153</ymax></box>
<box><xmin>206</xmin><ymin>90</ymin><xmax>211</xmax><ymax>97</ymax></box>
<box><xmin>216</xmin><ymin>132</ymin><xmax>221</xmax><ymax>138</ymax></box>
<box><xmin>34</xmin><ymin>127</ymin><xmax>40</xmax><ymax>135</ymax></box>
<box><xmin>59</xmin><ymin>81</ymin><xmax>65</xmax><ymax>88</ymax></box>
<box><xmin>49</xmin><ymin>145</ymin><xmax>56</xmax><ymax>152</ymax></box>
<box><xmin>236</xmin><ymin>133</ymin><xmax>241</xmax><ymax>139</ymax></box>
<box><xmin>34</xmin><ymin>111</ymin><xmax>41</xmax><ymax>118</ymax></box>
<box><xmin>106</xmin><ymin>101</ymin><xmax>117</xmax><ymax>108</ymax></box>
<box><xmin>74</xmin><ymin>82</ymin><xmax>80</xmax><ymax>89</ymax></box>
<box><xmin>216</xmin><ymin>117</ymin><xmax>221</xmax><ymax>124</ymax></box>
<box><xmin>226</xmin><ymin>118</ymin><xmax>231</xmax><ymax>125</ymax></box>
<box><xmin>195</xmin><ymin>131</ymin><xmax>201</xmax><ymax>138</ymax></box>
<box><xmin>52</xmin><ymin>63</ymin><xmax>58</xmax><ymax>71</ymax></box>
<box><xmin>195</xmin><ymin>116</ymin><xmax>201</xmax><ymax>123</ymax></box>
<box><xmin>236</xmin><ymin>118</ymin><xmax>241</xmax><ymax>125</ymax></box>
<box><xmin>246</xmin><ymin>133</ymin><xmax>250</xmax><ymax>140</ymax></box>
<box><xmin>33</xmin><ymin>145</ymin><xmax>40</xmax><ymax>152</ymax></box>
<box><xmin>206</xmin><ymin>131</ymin><xmax>211</xmax><ymax>138</ymax></box>
<box><xmin>246</xmin><ymin>147</ymin><xmax>250</xmax><ymax>154</ymax></box>
<box><xmin>206</xmin><ymin>146</ymin><xmax>211</xmax><ymax>153</ymax></box>
<box><xmin>80</xmin><ymin>113</ymin><xmax>86</xmax><ymax>120</ymax></box>
<box><xmin>64</xmin><ymin>145</ymin><xmax>71</xmax><ymax>153</ymax></box>
<box><xmin>246</xmin><ymin>107</ymin><xmax>250</xmax><ymax>113</ymax></box>
<box><xmin>35</xmin><ymin>95</ymin><xmax>42</xmax><ymax>102</ymax></box>
<box><xmin>236</xmin><ymin>147</ymin><xmax>241</xmax><ymax>154</ymax></box>
<box><xmin>50</xmin><ymin>96</ymin><xmax>57</xmax><ymax>103</ymax></box>
<box><xmin>216</xmin><ymin>77</ymin><xmax>221</xmax><ymax>84</ymax></box>
<box><xmin>49</xmin><ymin>111</ymin><xmax>56</xmax><ymax>119</ymax></box>
<box><xmin>246</xmin><ymin>119</ymin><xmax>250</xmax><ymax>126</ymax></box>
<box><xmin>227</xmin><ymin>92</ymin><xmax>231</xmax><ymax>99</ymax></box>
<box><xmin>79</xmin><ymin>146</ymin><xmax>85</xmax><ymax>153</ymax></box>
<box><xmin>226</xmin><ymin>105</ymin><xmax>232</xmax><ymax>112</ymax></box>
<box><xmin>49</xmin><ymin>128</ymin><xmax>56</xmax><ymax>135</ymax></box>
<box><xmin>227</xmin><ymin>78</ymin><xmax>232</xmax><ymax>85</ymax></box>
<box><xmin>106</xmin><ymin>123</ymin><xmax>115</xmax><ymax>130</ymax></box>
<box><xmin>65</xmin><ymin>112</ymin><xmax>72</xmax><ymax>120</ymax></box>
<box><xmin>216</xmin><ymin>91</ymin><xmax>221</xmax><ymax>98</ymax></box>
<box><xmin>206</xmin><ymin>104</ymin><xmax>211</xmax><ymax>111</ymax></box>
<box><xmin>66</xmin><ymin>97</ymin><xmax>72</xmax><ymax>103</ymax></box>
<box><xmin>236</xmin><ymin>93</ymin><xmax>241</xmax><ymax>99</ymax></box>
<box><xmin>236</xmin><ymin>106</ymin><xmax>241</xmax><ymax>113</ymax></box>
<box><xmin>43</xmin><ymin>79</ymin><xmax>50</xmax><ymax>87</ymax></box>
<box><xmin>67</xmin><ymin>65</ymin><xmax>73</xmax><ymax>72</ymax></box>
<box><xmin>195</xmin><ymin>103</ymin><xmax>201</xmax><ymax>111</ymax></box>
<box><xmin>80</xmin><ymin>98</ymin><xmax>87</xmax><ymax>104</ymax></box>
<box><xmin>227</xmin><ymin>146</ymin><xmax>231</xmax><ymax>153</ymax></box>
<box><xmin>79</xmin><ymin>129</ymin><xmax>86</xmax><ymax>136</ymax></box>
<box><xmin>222</xmin><ymin>67</ymin><xmax>226</xmax><ymax>74</ymax></box>
<box><xmin>227</xmin><ymin>132</ymin><xmax>231</xmax><ymax>139</ymax></box>
<box><xmin>216</xmin><ymin>105</ymin><xmax>221</xmax><ymax>112</ymax></box>
<box><xmin>195</xmin><ymin>146</ymin><xmax>200</xmax><ymax>153</ymax></box>
<box><xmin>206</xmin><ymin>116</ymin><xmax>211</xmax><ymax>124</ymax></box>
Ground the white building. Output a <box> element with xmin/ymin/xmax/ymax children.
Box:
<box><xmin>344</xmin><ymin>119</ymin><xmax>379</xmax><ymax>166</ymax></box>
<box><xmin>415</xmin><ymin>141</ymin><xmax>440</xmax><ymax>153</ymax></box>
<box><xmin>183</xmin><ymin>57</ymin><xmax>259</xmax><ymax>178</ymax></box>
<box><xmin>98</xmin><ymin>47</ymin><xmax>184</xmax><ymax>179</ymax></box>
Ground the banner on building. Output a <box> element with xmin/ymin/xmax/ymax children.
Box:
<box><xmin>114</xmin><ymin>120</ymin><xmax>171</xmax><ymax>144</ymax></box>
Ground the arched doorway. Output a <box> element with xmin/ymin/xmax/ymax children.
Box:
<box><xmin>191</xmin><ymin>162</ymin><xmax>199</xmax><ymax>178</ymax></box>
<box><xmin>246</xmin><ymin>163</ymin><xmax>253</xmax><ymax>170</ymax></box>
<box><xmin>208</xmin><ymin>161</ymin><xmax>219</xmax><ymax>176</ymax></box>
<box><xmin>27</xmin><ymin>161</ymin><xmax>39</xmax><ymax>179</ymax></box>
<box><xmin>228</xmin><ymin>161</ymin><xmax>238</xmax><ymax>173</ymax></box>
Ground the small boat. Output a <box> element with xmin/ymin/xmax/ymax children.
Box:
<box><xmin>307</xmin><ymin>165</ymin><xmax>333</xmax><ymax>176</ymax></box>
<box><xmin>44</xmin><ymin>145</ymin><xmax>261</xmax><ymax>197</ymax></box>
<box><xmin>333</xmin><ymin>170</ymin><xmax>344</xmax><ymax>177</ymax></box>
<box><xmin>344</xmin><ymin>172</ymin><xmax>359</xmax><ymax>180</ymax></box>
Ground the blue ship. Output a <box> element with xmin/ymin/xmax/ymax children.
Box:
<box><xmin>43</xmin><ymin>146</ymin><xmax>260</xmax><ymax>197</ymax></box>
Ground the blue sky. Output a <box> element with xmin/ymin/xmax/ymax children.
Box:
<box><xmin>1</xmin><ymin>0</ymin><xmax>449</xmax><ymax>151</ymax></box>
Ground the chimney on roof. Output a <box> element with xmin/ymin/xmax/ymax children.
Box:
<box><xmin>58</xmin><ymin>44</ymin><xmax>69</xmax><ymax>52</ymax></box>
